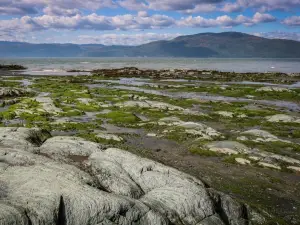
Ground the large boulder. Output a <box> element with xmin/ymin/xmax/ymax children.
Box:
<box><xmin>0</xmin><ymin>147</ymin><xmax>168</xmax><ymax>225</ymax></box>
<box><xmin>88</xmin><ymin>148</ymin><xmax>218</xmax><ymax>224</ymax></box>
<box><xmin>39</xmin><ymin>136</ymin><xmax>103</xmax><ymax>163</ymax></box>
<box><xmin>0</xmin><ymin>128</ymin><xmax>264</xmax><ymax>225</ymax></box>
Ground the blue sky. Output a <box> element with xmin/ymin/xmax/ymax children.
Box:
<box><xmin>0</xmin><ymin>0</ymin><xmax>299</xmax><ymax>45</ymax></box>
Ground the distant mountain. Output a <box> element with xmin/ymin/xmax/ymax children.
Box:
<box><xmin>1</xmin><ymin>32</ymin><xmax>300</xmax><ymax>58</ymax></box>
<box><xmin>0</xmin><ymin>41</ymin><xmax>82</xmax><ymax>57</ymax></box>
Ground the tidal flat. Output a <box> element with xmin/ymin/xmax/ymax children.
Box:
<box><xmin>0</xmin><ymin>67</ymin><xmax>300</xmax><ymax>225</ymax></box>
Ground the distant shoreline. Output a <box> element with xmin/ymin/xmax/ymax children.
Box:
<box><xmin>0</xmin><ymin>58</ymin><xmax>300</xmax><ymax>74</ymax></box>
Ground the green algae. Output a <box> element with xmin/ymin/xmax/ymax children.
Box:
<box><xmin>97</xmin><ymin>110</ymin><xmax>141</xmax><ymax>126</ymax></box>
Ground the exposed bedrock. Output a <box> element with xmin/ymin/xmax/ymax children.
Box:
<box><xmin>0</xmin><ymin>128</ymin><xmax>265</xmax><ymax>225</ymax></box>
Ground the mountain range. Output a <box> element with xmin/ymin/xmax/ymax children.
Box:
<box><xmin>1</xmin><ymin>32</ymin><xmax>300</xmax><ymax>58</ymax></box>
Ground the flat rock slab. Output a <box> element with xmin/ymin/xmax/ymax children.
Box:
<box><xmin>256</xmin><ymin>87</ymin><xmax>293</xmax><ymax>92</ymax></box>
<box><xmin>116</xmin><ymin>100</ymin><xmax>184</xmax><ymax>111</ymax></box>
<box><xmin>159</xmin><ymin>117</ymin><xmax>222</xmax><ymax>140</ymax></box>
<box><xmin>241</xmin><ymin>129</ymin><xmax>291</xmax><ymax>143</ymax></box>
<box><xmin>205</xmin><ymin>141</ymin><xmax>249</xmax><ymax>155</ymax></box>
<box><xmin>266</xmin><ymin>114</ymin><xmax>300</xmax><ymax>123</ymax></box>
<box><xmin>96</xmin><ymin>133</ymin><xmax>124</xmax><ymax>142</ymax></box>
<box><xmin>35</xmin><ymin>97</ymin><xmax>63</xmax><ymax>114</ymax></box>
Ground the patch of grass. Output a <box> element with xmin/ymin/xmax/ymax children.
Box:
<box><xmin>240</xmin><ymin>140</ymin><xmax>300</xmax><ymax>160</ymax></box>
<box><xmin>0</xmin><ymin>98</ymin><xmax>42</xmax><ymax>121</ymax></box>
<box><xmin>97</xmin><ymin>110</ymin><xmax>140</xmax><ymax>125</ymax></box>
<box><xmin>169</xmin><ymin>83</ymin><xmax>300</xmax><ymax>102</ymax></box>
<box><xmin>262</xmin><ymin>122</ymin><xmax>300</xmax><ymax>139</ymax></box>
<box><xmin>75</xmin><ymin>103</ymin><xmax>101</xmax><ymax>112</ymax></box>
<box><xmin>19</xmin><ymin>112</ymin><xmax>50</xmax><ymax>122</ymax></box>
<box><xmin>46</xmin><ymin>121</ymin><xmax>100</xmax><ymax>132</ymax></box>
<box><xmin>2</xmin><ymin>76</ymin><xmax>25</xmax><ymax>80</ymax></box>
<box><xmin>0</xmin><ymin>81</ymin><xmax>21</xmax><ymax>87</ymax></box>
<box><xmin>223</xmin><ymin>154</ymin><xmax>248</xmax><ymax>164</ymax></box>
<box><xmin>0</xmin><ymin>110</ymin><xmax>16</xmax><ymax>120</ymax></box>
<box><xmin>32</xmin><ymin>78</ymin><xmax>91</xmax><ymax>101</ymax></box>
<box><xmin>59</xmin><ymin>110</ymin><xmax>84</xmax><ymax>117</ymax></box>
<box><xmin>164</xmin><ymin>127</ymin><xmax>194</xmax><ymax>143</ymax></box>
<box><xmin>189</xmin><ymin>147</ymin><xmax>220</xmax><ymax>157</ymax></box>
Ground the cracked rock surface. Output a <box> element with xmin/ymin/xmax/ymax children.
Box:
<box><xmin>0</xmin><ymin>128</ymin><xmax>265</xmax><ymax>225</ymax></box>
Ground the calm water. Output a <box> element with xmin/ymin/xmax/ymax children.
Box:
<box><xmin>0</xmin><ymin>57</ymin><xmax>300</xmax><ymax>75</ymax></box>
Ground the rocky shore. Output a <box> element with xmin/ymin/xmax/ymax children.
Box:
<box><xmin>91</xmin><ymin>67</ymin><xmax>300</xmax><ymax>84</ymax></box>
<box><xmin>0</xmin><ymin>67</ymin><xmax>299</xmax><ymax>224</ymax></box>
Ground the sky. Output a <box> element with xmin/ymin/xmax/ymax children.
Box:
<box><xmin>0</xmin><ymin>0</ymin><xmax>299</xmax><ymax>45</ymax></box>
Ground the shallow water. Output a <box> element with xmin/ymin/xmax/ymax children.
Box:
<box><xmin>94</xmin><ymin>77</ymin><xmax>300</xmax><ymax>90</ymax></box>
<box><xmin>100</xmin><ymin>123</ymin><xmax>143</xmax><ymax>134</ymax></box>
<box><xmin>1</xmin><ymin>57</ymin><xmax>300</xmax><ymax>74</ymax></box>
<box><xmin>109</xmin><ymin>85</ymin><xmax>300</xmax><ymax>111</ymax></box>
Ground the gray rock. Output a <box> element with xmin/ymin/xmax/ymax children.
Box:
<box><xmin>0</xmin><ymin>87</ymin><xmax>30</xmax><ymax>97</ymax></box>
<box><xmin>39</xmin><ymin>136</ymin><xmax>103</xmax><ymax>163</ymax></box>
<box><xmin>77</xmin><ymin>98</ymin><xmax>94</xmax><ymax>104</ymax></box>
<box><xmin>96</xmin><ymin>133</ymin><xmax>124</xmax><ymax>142</ymax></box>
<box><xmin>197</xmin><ymin>215</ymin><xmax>225</xmax><ymax>225</ymax></box>
<box><xmin>0</xmin><ymin>98</ymin><xmax>20</xmax><ymax>107</ymax></box>
<box><xmin>256</xmin><ymin>87</ymin><xmax>293</xmax><ymax>92</ymax></box>
<box><xmin>159</xmin><ymin>117</ymin><xmax>222</xmax><ymax>140</ymax></box>
<box><xmin>0</xmin><ymin>127</ymin><xmax>51</xmax><ymax>149</ymax></box>
<box><xmin>266</xmin><ymin>114</ymin><xmax>300</xmax><ymax>123</ymax></box>
<box><xmin>116</xmin><ymin>100</ymin><xmax>184</xmax><ymax>111</ymax></box>
<box><xmin>0</xmin><ymin>128</ymin><xmax>263</xmax><ymax>225</ymax></box>
<box><xmin>205</xmin><ymin>141</ymin><xmax>249</xmax><ymax>155</ymax></box>
<box><xmin>208</xmin><ymin>189</ymin><xmax>248</xmax><ymax>225</ymax></box>
<box><xmin>0</xmin><ymin>147</ymin><xmax>168</xmax><ymax>225</ymax></box>
<box><xmin>235</xmin><ymin>158</ymin><xmax>251</xmax><ymax>165</ymax></box>
<box><xmin>258</xmin><ymin>162</ymin><xmax>281</xmax><ymax>170</ymax></box>
<box><xmin>216</xmin><ymin>111</ymin><xmax>234</xmax><ymax>118</ymax></box>
<box><xmin>34</xmin><ymin>97</ymin><xmax>62</xmax><ymax>114</ymax></box>
<box><xmin>241</xmin><ymin>129</ymin><xmax>290</xmax><ymax>143</ymax></box>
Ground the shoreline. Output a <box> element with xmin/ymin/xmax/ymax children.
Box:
<box><xmin>1</xmin><ymin>57</ymin><xmax>300</xmax><ymax>73</ymax></box>
<box><xmin>1</xmin><ymin>66</ymin><xmax>300</xmax><ymax>80</ymax></box>
<box><xmin>0</xmin><ymin>65</ymin><xmax>300</xmax><ymax>224</ymax></box>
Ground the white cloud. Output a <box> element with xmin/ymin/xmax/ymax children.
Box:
<box><xmin>253</xmin><ymin>31</ymin><xmax>300</xmax><ymax>41</ymax></box>
<box><xmin>252</xmin><ymin>12</ymin><xmax>276</xmax><ymax>23</ymax></box>
<box><xmin>181</xmin><ymin>4</ymin><xmax>218</xmax><ymax>13</ymax></box>
<box><xmin>0</xmin><ymin>0</ymin><xmax>299</xmax><ymax>17</ymax></box>
<box><xmin>0</xmin><ymin>12</ymin><xmax>277</xmax><ymax>37</ymax></box>
<box><xmin>43</xmin><ymin>6</ymin><xmax>81</xmax><ymax>16</ymax></box>
<box><xmin>0</xmin><ymin>0</ymin><xmax>116</xmax><ymax>15</ymax></box>
<box><xmin>0</xmin><ymin>13</ymin><xmax>176</xmax><ymax>33</ymax></box>
<box><xmin>221</xmin><ymin>0</ymin><xmax>300</xmax><ymax>13</ymax></box>
<box><xmin>177</xmin><ymin>13</ymin><xmax>275</xmax><ymax>28</ymax></box>
<box><xmin>77</xmin><ymin>33</ymin><xmax>181</xmax><ymax>45</ymax></box>
<box><xmin>282</xmin><ymin>16</ymin><xmax>300</xmax><ymax>26</ymax></box>
<box><xmin>222</xmin><ymin>2</ymin><xmax>243</xmax><ymax>12</ymax></box>
<box><xmin>118</xmin><ymin>0</ymin><xmax>148</xmax><ymax>11</ymax></box>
